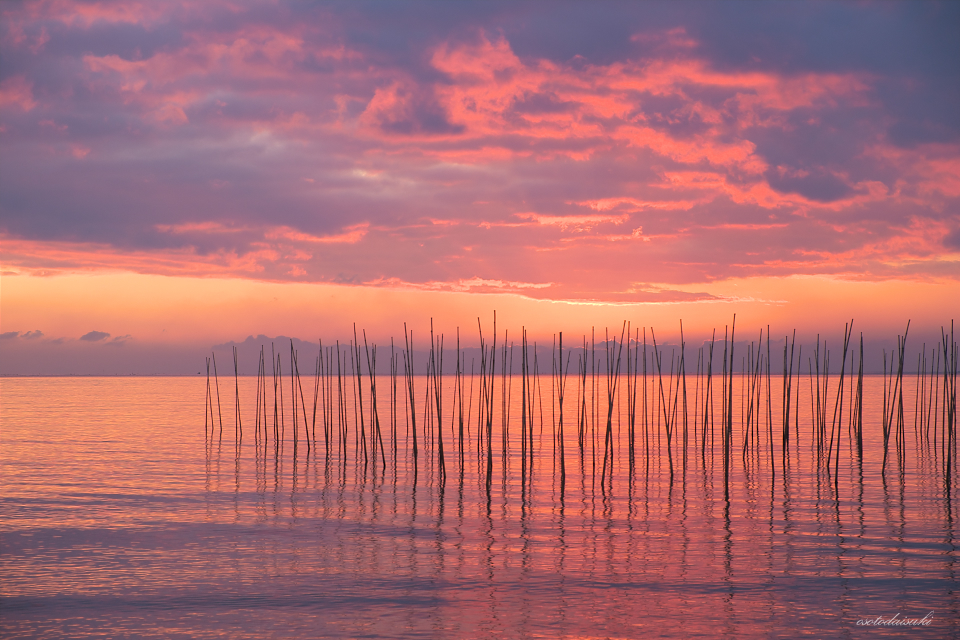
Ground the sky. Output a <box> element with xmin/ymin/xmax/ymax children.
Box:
<box><xmin>1</xmin><ymin>0</ymin><xmax>958</xmax><ymax>374</ymax></box>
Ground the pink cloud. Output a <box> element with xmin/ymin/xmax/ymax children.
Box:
<box><xmin>265</xmin><ymin>223</ymin><xmax>369</xmax><ymax>244</ymax></box>
<box><xmin>0</xmin><ymin>76</ymin><xmax>37</xmax><ymax>111</ymax></box>
<box><xmin>418</xmin><ymin>33</ymin><xmax>870</xmax><ymax>178</ymax></box>
<box><xmin>575</xmin><ymin>197</ymin><xmax>701</xmax><ymax>213</ymax></box>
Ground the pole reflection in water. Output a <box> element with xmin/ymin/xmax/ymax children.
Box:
<box><xmin>1</xmin><ymin>371</ymin><xmax>957</xmax><ymax>639</ymax></box>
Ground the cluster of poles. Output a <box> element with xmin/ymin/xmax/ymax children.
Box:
<box><xmin>204</xmin><ymin>316</ymin><xmax>958</xmax><ymax>496</ymax></box>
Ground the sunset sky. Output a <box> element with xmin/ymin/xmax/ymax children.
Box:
<box><xmin>1</xmin><ymin>1</ymin><xmax>958</xmax><ymax>374</ymax></box>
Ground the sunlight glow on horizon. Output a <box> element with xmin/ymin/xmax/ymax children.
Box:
<box><xmin>2</xmin><ymin>271</ymin><xmax>954</xmax><ymax>347</ymax></box>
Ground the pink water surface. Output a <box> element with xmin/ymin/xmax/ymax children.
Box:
<box><xmin>1</xmin><ymin>375</ymin><xmax>956</xmax><ymax>638</ymax></box>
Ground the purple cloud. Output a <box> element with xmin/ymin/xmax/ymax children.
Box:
<box><xmin>0</xmin><ymin>1</ymin><xmax>957</xmax><ymax>302</ymax></box>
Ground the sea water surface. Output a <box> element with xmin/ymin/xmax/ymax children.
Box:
<box><xmin>1</xmin><ymin>375</ymin><xmax>957</xmax><ymax>638</ymax></box>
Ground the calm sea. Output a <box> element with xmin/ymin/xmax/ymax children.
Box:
<box><xmin>1</xmin><ymin>375</ymin><xmax>956</xmax><ymax>638</ymax></box>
